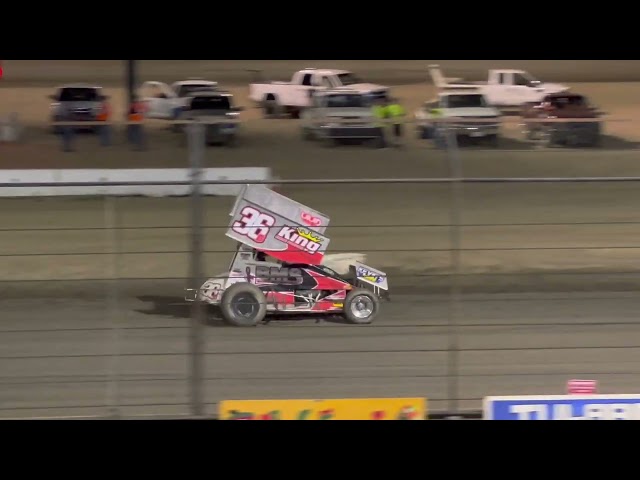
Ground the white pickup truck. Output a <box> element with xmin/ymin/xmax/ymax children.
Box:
<box><xmin>428</xmin><ymin>65</ymin><xmax>569</xmax><ymax>108</ymax></box>
<box><xmin>249</xmin><ymin>68</ymin><xmax>389</xmax><ymax>119</ymax></box>
<box><xmin>415</xmin><ymin>90</ymin><xmax>502</xmax><ymax>146</ymax></box>
<box><xmin>138</xmin><ymin>79</ymin><xmax>218</xmax><ymax>119</ymax></box>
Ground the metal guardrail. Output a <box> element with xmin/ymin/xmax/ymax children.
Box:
<box><xmin>5</xmin><ymin>176</ymin><xmax>640</xmax><ymax>189</ymax></box>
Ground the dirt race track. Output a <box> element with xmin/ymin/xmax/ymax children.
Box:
<box><xmin>2</xmin><ymin>61</ymin><xmax>640</xmax><ymax>418</ymax></box>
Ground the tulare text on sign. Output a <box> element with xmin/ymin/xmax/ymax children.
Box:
<box><xmin>484</xmin><ymin>395</ymin><xmax>640</xmax><ymax>420</ymax></box>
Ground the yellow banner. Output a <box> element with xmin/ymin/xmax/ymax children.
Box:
<box><xmin>219</xmin><ymin>397</ymin><xmax>426</xmax><ymax>420</ymax></box>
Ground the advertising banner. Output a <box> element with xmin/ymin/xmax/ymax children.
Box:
<box><xmin>219</xmin><ymin>397</ymin><xmax>426</xmax><ymax>420</ymax></box>
<box><xmin>484</xmin><ymin>394</ymin><xmax>640</xmax><ymax>420</ymax></box>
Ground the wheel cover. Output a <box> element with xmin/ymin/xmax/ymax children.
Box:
<box><xmin>232</xmin><ymin>293</ymin><xmax>259</xmax><ymax>319</ymax></box>
<box><xmin>350</xmin><ymin>295</ymin><xmax>374</xmax><ymax>319</ymax></box>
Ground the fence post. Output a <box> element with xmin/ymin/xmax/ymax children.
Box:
<box><xmin>188</xmin><ymin>121</ymin><xmax>206</xmax><ymax>417</ymax></box>
<box><xmin>104</xmin><ymin>195</ymin><xmax>122</xmax><ymax>417</ymax></box>
<box><xmin>444</xmin><ymin>126</ymin><xmax>464</xmax><ymax>414</ymax></box>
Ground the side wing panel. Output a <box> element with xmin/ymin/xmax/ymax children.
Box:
<box><xmin>351</xmin><ymin>262</ymin><xmax>389</xmax><ymax>291</ymax></box>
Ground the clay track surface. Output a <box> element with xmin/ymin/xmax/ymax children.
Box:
<box><xmin>4</xmin><ymin>286</ymin><xmax>640</xmax><ymax>418</ymax></box>
<box><xmin>2</xmin><ymin>61</ymin><xmax>640</xmax><ymax>417</ymax></box>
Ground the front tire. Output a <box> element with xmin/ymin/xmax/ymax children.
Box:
<box><xmin>343</xmin><ymin>288</ymin><xmax>380</xmax><ymax>324</ymax></box>
<box><xmin>220</xmin><ymin>283</ymin><xmax>267</xmax><ymax>327</ymax></box>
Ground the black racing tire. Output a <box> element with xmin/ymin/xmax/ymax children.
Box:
<box><xmin>342</xmin><ymin>288</ymin><xmax>380</xmax><ymax>325</ymax></box>
<box><xmin>219</xmin><ymin>283</ymin><xmax>267</xmax><ymax>327</ymax></box>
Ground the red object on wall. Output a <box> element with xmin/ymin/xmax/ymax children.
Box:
<box><xmin>0</xmin><ymin>61</ymin><xmax>3</xmax><ymax>79</ymax></box>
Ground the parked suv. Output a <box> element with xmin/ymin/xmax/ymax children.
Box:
<box><xmin>49</xmin><ymin>84</ymin><xmax>108</xmax><ymax>133</ymax></box>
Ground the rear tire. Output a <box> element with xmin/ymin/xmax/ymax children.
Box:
<box><xmin>220</xmin><ymin>283</ymin><xmax>267</xmax><ymax>327</ymax></box>
<box><xmin>343</xmin><ymin>288</ymin><xmax>380</xmax><ymax>325</ymax></box>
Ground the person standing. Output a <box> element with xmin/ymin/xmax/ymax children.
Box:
<box><xmin>386</xmin><ymin>96</ymin><xmax>406</xmax><ymax>147</ymax></box>
<box><xmin>372</xmin><ymin>97</ymin><xmax>389</xmax><ymax>148</ymax></box>
<box><xmin>127</xmin><ymin>96</ymin><xmax>146</xmax><ymax>150</ymax></box>
<box><xmin>96</xmin><ymin>96</ymin><xmax>112</xmax><ymax>146</ymax></box>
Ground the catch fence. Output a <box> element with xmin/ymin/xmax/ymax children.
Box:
<box><xmin>3</xmin><ymin>169</ymin><xmax>640</xmax><ymax>419</ymax></box>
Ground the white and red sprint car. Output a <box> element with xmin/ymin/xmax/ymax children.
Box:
<box><xmin>185</xmin><ymin>184</ymin><xmax>389</xmax><ymax>327</ymax></box>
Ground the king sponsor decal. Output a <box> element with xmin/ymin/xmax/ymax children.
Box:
<box><xmin>275</xmin><ymin>226</ymin><xmax>323</xmax><ymax>254</ymax></box>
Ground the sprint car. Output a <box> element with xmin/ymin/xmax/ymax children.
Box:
<box><xmin>185</xmin><ymin>184</ymin><xmax>389</xmax><ymax>327</ymax></box>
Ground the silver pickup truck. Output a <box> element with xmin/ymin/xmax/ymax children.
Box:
<box><xmin>300</xmin><ymin>88</ymin><xmax>382</xmax><ymax>146</ymax></box>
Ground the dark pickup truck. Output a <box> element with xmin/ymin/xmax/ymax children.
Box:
<box><xmin>175</xmin><ymin>91</ymin><xmax>244</xmax><ymax>146</ymax></box>
<box><xmin>521</xmin><ymin>92</ymin><xmax>603</xmax><ymax>147</ymax></box>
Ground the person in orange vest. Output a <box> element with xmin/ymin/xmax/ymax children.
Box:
<box><xmin>126</xmin><ymin>96</ymin><xmax>146</xmax><ymax>150</ymax></box>
<box><xmin>96</xmin><ymin>96</ymin><xmax>112</xmax><ymax>146</ymax></box>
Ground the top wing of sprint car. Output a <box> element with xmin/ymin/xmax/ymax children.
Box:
<box><xmin>226</xmin><ymin>184</ymin><xmax>331</xmax><ymax>265</ymax></box>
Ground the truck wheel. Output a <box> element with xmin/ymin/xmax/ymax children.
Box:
<box><xmin>524</xmin><ymin>125</ymin><xmax>537</xmax><ymax>141</ymax></box>
<box><xmin>324</xmin><ymin>136</ymin><xmax>339</xmax><ymax>148</ymax></box>
<box><xmin>51</xmin><ymin>115</ymin><xmax>63</xmax><ymax>135</ymax></box>
<box><xmin>224</xmin><ymin>135</ymin><xmax>237</xmax><ymax>148</ymax></box>
<box><xmin>371</xmin><ymin>133</ymin><xmax>386</xmax><ymax>148</ymax></box>
<box><xmin>263</xmin><ymin>96</ymin><xmax>279</xmax><ymax>118</ymax></box>
<box><xmin>220</xmin><ymin>283</ymin><xmax>267</xmax><ymax>327</ymax></box>
<box><xmin>343</xmin><ymin>288</ymin><xmax>380</xmax><ymax>324</ymax></box>
<box><xmin>419</xmin><ymin>126</ymin><xmax>433</xmax><ymax>140</ymax></box>
<box><xmin>546</xmin><ymin>130</ymin><xmax>562</xmax><ymax>148</ymax></box>
<box><xmin>302</xmin><ymin>127</ymin><xmax>316</xmax><ymax>141</ymax></box>
<box><xmin>486</xmin><ymin>134</ymin><xmax>500</xmax><ymax>148</ymax></box>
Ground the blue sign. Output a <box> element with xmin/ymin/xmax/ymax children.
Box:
<box><xmin>484</xmin><ymin>395</ymin><xmax>640</xmax><ymax>420</ymax></box>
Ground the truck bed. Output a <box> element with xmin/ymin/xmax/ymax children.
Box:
<box><xmin>253</xmin><ymin>81</ymin><xmax>293</xmax><ymax>86</ymax></box>
<box><xmin>249</xmin><ymin>81</ymin><xmax>312</xmax><ymax>107</ymax></box>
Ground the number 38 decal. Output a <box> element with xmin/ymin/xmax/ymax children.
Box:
<box><xmin>231</xmin><ymin>206</ymin><xmax>275</xmax><ymax>244</ymax></box>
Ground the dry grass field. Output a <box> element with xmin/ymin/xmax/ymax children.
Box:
<box><xmin>3</xmin><ymin>60</ymin><xmax>640</xmax><ymax>86</ymax></box>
